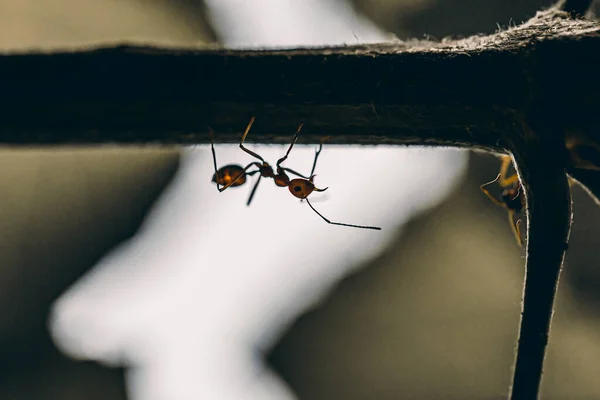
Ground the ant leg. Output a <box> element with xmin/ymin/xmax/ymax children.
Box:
<box><xmin>497</xmin><ymin>155</ymin><xmax>520</xmax><ymax>187</ymax></box>
<box><xmin>509</xmin><ymin>210</ymin><xmax>523</xmax><ymax>247</ymax></box>
<box><xmin>210</xmin><ymin>127</ymin><xmax>260</xmax><ymax>191</ymax></box>
<box><xmin>209</xmin><ymin>127</ymin><xmax>224</xmax><ymax>190</ymax></box>
<box><xmin>480</xmin><ymin>175</ymin><xmax>508</xmax><ymax>208</ymax></box>
<box><xmin>305</xmin><ymin>198</ymin><xmax>381</xmax><ymax>230</ymax></box>
<box><xmin>276</xmin><ymin>123</ymin><xmax>303</xmax><ymax>166</ymax></box>
<box><xmin>498</xmin><ymin>155</ymin><xmax>511</xmax><ymax>177</ymax></box>
<box><xmin>281</xmin><ymin>167</ymin><xmax>310</xmax><ymax>179</ymax></box>
<box><xmin>309</xmin><ymin>136</ymin><xmax>330</xmax><ymax>177</ymax></box>
<box><xmin>246</xmin><ymin>176</ymin><xmax>262</xmax><ymax>206</ymax></box>
<box><xmin>500</xmin><ymin>174</ymin><xmax>519</xmax><ymax>188</ymax></box>
<box><xmin>281</xmin><ymin>136</ymin><xmax>330</xmax><ymax>180</ymax></box>
<box><xmin>239</xmin><ymin>117</ymin><xmax>265</xmax><ymax>162</ymax></box>
<box><xmin>217</xmin><ymin>163</ymin><xmax>261</xmax><ymax>192</ymax></box>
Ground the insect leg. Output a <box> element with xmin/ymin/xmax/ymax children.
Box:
<box><xmin>276</xmin><ymin>123</ymin><xmax>303</xmax><ymax>167</ymax></box>
<box><xmin>305</xmin><ymin>198</ymin><xmax>381</xmax><ymax>230</ymax></box>
<box><xmin>239</xmin><ymin>117</ymin><xmax>265</xmax><ymax>162</ymax></box>
<box><xmin>217</xmin><ymin>163</ymin><xmax>261</xmax><ymax>192</ymax></box>
<box><xmin>246</xmin><ymin>176</ymin><xmax>262</xmax><ymax>206</ymax></box>
<box><xmin>309</xmin><ymin>136</ymin><xmax>330</xmax><ymax>177</ymax></box>
<box><xmin>209</xmin><ymin>127</ymin><xmax>224</xmax><ymax>190</ymax></box>
<box><xmin>480</xmin><ymin>175</ymin><xmax>508</xmax><ymax>208</ymax></box>
<box><xmin>281</xmin><ymin>167</ymin><xmax>310</xmax><ymax>179</ymax></box>
<box><xmin>509</xmin><ymin>210</ymin><xmax>523</xmax><ymax>247</ymax></box>
<box><xmin>498</xmin><ymin>155</ymin><xmax>520</xmax><ymax>187</ymax></box>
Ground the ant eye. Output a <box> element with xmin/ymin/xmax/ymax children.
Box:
<box><xmin>294</xmin><ymin>186</ymin><xmax>302</xmax><ymax>192</ymax></box>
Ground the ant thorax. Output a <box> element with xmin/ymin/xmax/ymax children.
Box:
<box><xmin>258</xmin><ymin>163</ymin><xmax>275</xmax><ymax>178</ymax></box>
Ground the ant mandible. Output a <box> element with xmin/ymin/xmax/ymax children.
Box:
<box><xmin>209</xmin><ymin>117</ymin><xmax>381</xmax><ymax>230</ymax></box>
<box><xmin>480</xmin><ymin>155</ymin><xmax>524</xmax><ymax>246</ymax></box>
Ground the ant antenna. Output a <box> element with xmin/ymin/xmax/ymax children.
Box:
<box><xmin>481</xmin><ymin>173</ymin><xmax>501</xmax><ymax>189</ymax></box>
<box><xmin>305</xmin><ymin>198</ymin><xmax>381</xmax><ymax>230</ymax></box>
<box><xmin>512</xmin><ymin>185</ymin><xmax>521</xmax><ymax>201</ymax></box>
<box><xmin>209</xmin><ymin>128</ymin><xmax>222</xmax><ymax>187</ymax></box>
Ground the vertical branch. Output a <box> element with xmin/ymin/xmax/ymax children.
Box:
<box><xmin>508</xmin><ymin>3</ymin><xmax>592</xmax><ymax>396</ymax></box>
<box><xmin>508</xmin><ymin>126</ymin><xmax>573</xmax><ymax>399</ymax></box>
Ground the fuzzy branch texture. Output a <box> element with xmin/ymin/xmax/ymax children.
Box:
<box><xmin>507</xmin><ymin>122</ymin><xmax>573</xmax><ymax>399</ymax></box>
<box><xmin>0</xmin><ymin>7</ymin><xmax>598</xmax><ymax>151</ymax></box>
<box><xmin>0</xmin><ymin>3</ymin><xmax>598</xmax><ymax>400</ymax></box>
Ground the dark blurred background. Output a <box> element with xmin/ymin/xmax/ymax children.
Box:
<box><xmin>1</xmin><ymin>1</ymin><xmax>599</xmax><ymax>399</ymax></box>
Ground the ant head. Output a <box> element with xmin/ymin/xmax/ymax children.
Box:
<box><xmin>288</xmin><ymin>178</ymin><xmax>314</xmax><ymax>199</ymax></box>
<box><xmin>212</xmin><ymin>164</ymin><xmax>246</xmax><ymax>187</ymax></box>
<box><xmin>288</xmin><ymin>178</ymin><xmax>328</xmax><ymax>199</ymax></box>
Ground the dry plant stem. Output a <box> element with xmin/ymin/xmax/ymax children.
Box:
<box><xmin>0</xmin><ymin>8</ymin><xmax>598</xmax><ymax>149</ymax></box>
<box><xmin>508</xmin><ymin>126</ymin><xmax>573</xmax><ymax>399</ymax></box>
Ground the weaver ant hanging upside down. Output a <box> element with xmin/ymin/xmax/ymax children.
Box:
<box><xmin>480</xmin><ymin>155</ymin><xmax>525</xmax><ymax>246</ymax></box>
<box><xmin>209</xmin><ymin>117</ymin><xmax>381</xmax><ymax>230</ymax></box>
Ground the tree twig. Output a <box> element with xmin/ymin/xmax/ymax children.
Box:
<box><xmin>507</xmin><ymin>120</ymin><xmax>573</xmax><ymax>399</ymax></box>
<box><xmin>0</xmin><ymin>8</ymin><xmax>597</xmax><ymax>151</ymax></box>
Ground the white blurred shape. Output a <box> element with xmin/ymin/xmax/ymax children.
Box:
<box><xmin>205</xmin><ymin>0</ymin><xmax>393</xmax><ymax>47</ymax></box>
<box><xmin>50</xmin><ymin>1</ymin><xmax>468</xmax><ymax>400</ymax></box>
<box><xmin>52</xmin><ymin>146</ymin><xmax>466</xmax><ymax>400</ymax></box>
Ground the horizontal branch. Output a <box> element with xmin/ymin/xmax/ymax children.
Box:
<box><xmin>0</xmin><ymin>7</ymin><xmax>598</xmax><ymax>149</ymax></box>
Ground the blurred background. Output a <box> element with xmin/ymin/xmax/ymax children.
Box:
<box><xmin>1</xmin><ymin>0</ymin><xmax>600</xmax><ymax>399</ymax></box>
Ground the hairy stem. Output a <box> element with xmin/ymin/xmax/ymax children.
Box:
<box><xmin>508</xmin><ymin>125</ymin><xmax>573</xmax><ymax>399</ymax></box>
<box><xmin>0</xmin><ymin>10</ymin><xmax>598</xmax><ymax>149</ymax></box>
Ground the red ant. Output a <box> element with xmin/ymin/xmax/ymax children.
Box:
<box><xmin>209</xmin><ymin>117</ymin><xmax>381</xmax><ymax>230</ymax></box>
<box><xmin>480</xmin><ymin>155</ymin><xmax>524</xmax><ymax>246</ymax></box>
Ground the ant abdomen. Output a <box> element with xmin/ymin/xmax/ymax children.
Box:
<box><xmin>212</xmin><ymin>165</ymin><xmax>246</xmax><ymax>187</ymax></box>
